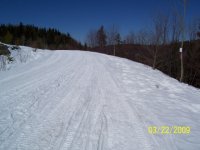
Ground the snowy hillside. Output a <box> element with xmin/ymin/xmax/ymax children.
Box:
<box><xmin>0</xmin><ymin>43</ymin><xmax>46</xmax><ymax>71</ymax></box>
<box><xmin>0</xmin><ymin>46</ymin><xmax>200</xmax><ymax>150</ymax></box>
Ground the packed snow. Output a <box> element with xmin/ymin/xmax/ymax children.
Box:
<box><xmin>0</xmin><ymin>46</ymin><xmax>200</xmax><ymax>150</ymax></box>
<box><xmin>0</xmin><ymin>43</ymin><xmax>46</xmax><ymax>71</ymax></box>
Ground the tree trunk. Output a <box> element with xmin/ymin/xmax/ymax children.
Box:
<box><xmin>113</xmin><ymin>44</ymin><xmax>115</xmax><ymax>56</ymax></box>
<box><xmin>153</xmin><ymin>46</ymin><xmax>158</xmax><ymax>70</ymax></box>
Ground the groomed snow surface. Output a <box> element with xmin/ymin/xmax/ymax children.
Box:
<box><xmin>0</xmin><ymin>46</ymin><xmax>200</xmax><ymax>150</ymax></box>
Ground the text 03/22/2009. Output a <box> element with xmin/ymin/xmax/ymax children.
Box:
<box><xmin>148</xmin><ymin>126</ymin><xmax>191</xmax><ymax>135</ymax></box>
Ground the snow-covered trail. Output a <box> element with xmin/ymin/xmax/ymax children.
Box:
<box><xmin>0</xmin><ymin>50</ymin><xmax>200</xmax><ymax>150</ymax></box>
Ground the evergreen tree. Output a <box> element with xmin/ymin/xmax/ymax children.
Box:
<box><xmin>97</xmin><ymin>25</ymin><xmax>107</xmax><ymax>48</ymax></box>
<box><xmin>0</xmin><ymin>23</ymin><xmax>82</xmax><ymax>49</ymax></box>
<box><xmin>3</xmin><ymin>31</ymin><xmax>13</xmax><ymax>43</ymax></box>
<box><xmin>115</xmin><ymin>33</ymin><xmax>121</xmax><ymax>45</ymax></box>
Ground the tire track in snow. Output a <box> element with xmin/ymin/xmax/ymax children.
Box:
<box><xmin>0</xmin><ymin>52</ymin><xmax>84</xmax><ymax>149</ymax></box>
<box><xmin>1</xmin><ymin>51</ymin><xmax>198</xmax><ymax>150</ymax></box>
<box><xmin>95</xmin><ymin>55</ymin><xmax>152</xmax><ymax>150</ymax></box>
<box><xmin>106</xmin><ymin>57</ymin><xmax>177</xmax><ymax>150</ymax></box>
<box><xmin>57</xmin><ymin>57</ymin><xmax>99</xmax><ymax>150</ymax></box>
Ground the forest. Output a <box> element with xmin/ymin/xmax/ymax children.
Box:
<box><xmin>0</xmin><ymin>19</ymin><xmax>200</xmax><ymax>88</ymax></box>
<box><xmin>0</xmin><ymin>23</ymin><xmax>83</xmax><ymax>50</ymax></box>
<box><xmin>85</xmin><ymin>14</ymin><xmax>200</xmax><ymax>88</ymax></box>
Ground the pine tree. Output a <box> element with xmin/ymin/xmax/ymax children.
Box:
<box><xmin>3</xmin><ymin>31</ymin><xmax>13</xmax><ymax>43</ymax></box>
<box><xmin>115</xmin><ymin>33</ymin><xmax>121</xmax><ymax>45</ymax></box>
<box><xmin>0</xmin><ymin>23</ymin><xmax>82</xmax><ymax>49</ymax></box>
<box><xmin>97</xmin><ymin>25</ymin><xmax>107</xmax><ymax>48</ymax></box>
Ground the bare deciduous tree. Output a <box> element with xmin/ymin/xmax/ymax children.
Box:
<box><xmin>86</xmin><ymin>29</ymin><xmax>98</xmax><ymax>48</ymax></box>
<box><xmin>149</xmin><ymin>14</ymin><xmax>170</xmax><ymax>69</ymax></box>
<box><xmin>188</xmin><ymin>19</ymin><xmax>199</xmax><ymax>41</ymax></box>
<box><xmin>179</xmin><ymin>0</ymin><xmax>187</xmax><ymax>82</ymax></box>
<box><xmin>125</xmin><ymin>31</ymin><xmax>135</xmax><ymax>44</ymax></box>
<box><xmin>106</xmin><ymin>25</ymin><xmax>119</xmax><ymax>55</ymax></box>
<box><xmin>135</xmin><ymin>29</ymin><xmax>149</xmax><ymax>45</ymax></box>
<box><xmin>171</xmin><ymin>11</ymin><xmax>182</xmax><ymax>43</ymax></box>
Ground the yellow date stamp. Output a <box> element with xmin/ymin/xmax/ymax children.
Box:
<box><xmin>148</xmin><ymin>126</ymin><xmax>191</xmax><ymax>135</ymax></box>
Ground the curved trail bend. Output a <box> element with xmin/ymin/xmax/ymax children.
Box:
<box><xmin>0</xmin><ymin>50</ymin><xmax>200</xmax><ymax>150</ymax></box>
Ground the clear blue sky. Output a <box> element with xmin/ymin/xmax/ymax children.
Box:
<box><xmin>0</xmin><ymin>0</ymin><xmax>199</xmax><ymax>43</ymax></box>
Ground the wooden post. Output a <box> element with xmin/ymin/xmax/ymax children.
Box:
<box><xmin>180</xmin><ymin>0</ymin><xmax>186</xmax><ymax>82</ymax></box>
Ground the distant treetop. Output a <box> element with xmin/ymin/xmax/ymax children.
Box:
<box><xmin>0</xmin><ymin>23</ymin><xmax>83</xmax><ymax>50</ymax></box>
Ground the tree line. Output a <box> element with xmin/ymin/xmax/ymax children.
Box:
<box><xmin>0</xmin><ymin>1</ymin><xmax>200</xmax><ymax>88</ymax></box>
<box><xmin>86</xmin><ymin>13</ymin><xmax>200</xmax><ymax>88</ymax></box>
<box><xmin>0</xmin><ymin>23</ymin><xmax>83</xmax><ymax>50</ymax></box>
